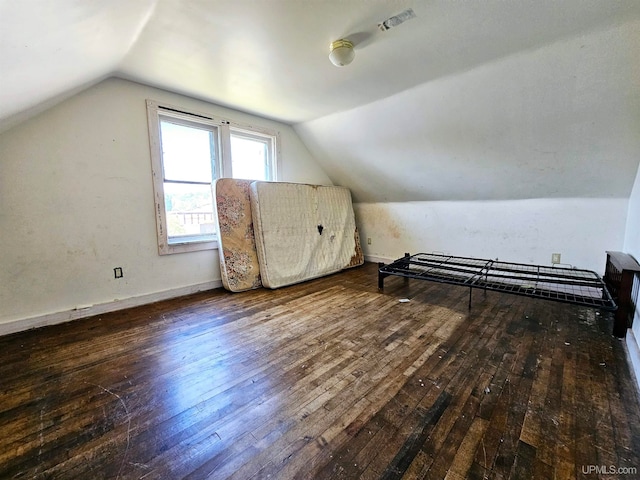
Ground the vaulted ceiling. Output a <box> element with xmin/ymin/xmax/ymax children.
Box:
<box><xmin>1</xmin><ymin>0</ymin><xmax>639</xmax><ymax>202</ymax></box>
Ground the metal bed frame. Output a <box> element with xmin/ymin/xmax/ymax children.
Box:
<box><xmin>378</xmin><ymin>253</ymin><xmax>617</xmax><ymax>311</ymax></box>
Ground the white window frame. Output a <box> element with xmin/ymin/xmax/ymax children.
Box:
<box><xmin>146</xmin><ymin>100</ymin><xmax>279</xmax><ymax>255</ymax></box>
<box><xmin>229</xmin><ymin>128</ymin><xmax>278</xmax><ymax>182</ymax></box>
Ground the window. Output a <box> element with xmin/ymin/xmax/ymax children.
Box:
<box><xmin>147</xmin><ymin>100</ymin><xmax>278</xmax><ymax>254</ymax></box>
<box><xmin>230</xmin><ymin>131</ymin><xmax>273</xmax><ymax>181</ymax></box>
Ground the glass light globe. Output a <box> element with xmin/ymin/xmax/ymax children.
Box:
<box><xmin>329</xmin><ymin>39</ymin><xmax>355</xmax><ymax>67</ymax></box>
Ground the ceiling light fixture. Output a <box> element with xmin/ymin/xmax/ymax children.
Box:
<box><xmin>329</xmin><ymin>39</ymin><xmax>355</xmax><ymax>67</ymax></box>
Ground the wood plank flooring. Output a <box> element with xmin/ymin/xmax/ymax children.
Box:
<box><xmin>1</xmin><ymin>262</ymin><xmax>639</xmax><ymax>479</ymax></box>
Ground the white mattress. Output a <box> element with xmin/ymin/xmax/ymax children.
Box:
<box><xmin>250</xmin><ymin>182</ymin><xmax>359</xmax><ymax>288</ymax></box>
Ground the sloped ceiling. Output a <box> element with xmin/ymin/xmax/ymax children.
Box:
<box><xmin>1</xmin><ymin>0</ymin><xmax>639</xmax><ymax>202</ymax></box>
<box><xmin>295</xmin><ymin>16</ymin><xmax>640</xmax><ymax>202</ymax></box>
<box><xmin>0</xmin><ymin>0</ymin><xmax>157</xmax><ymax>129</ymax></box>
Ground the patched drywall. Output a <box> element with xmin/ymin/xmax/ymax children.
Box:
<box><xmin>0</xmin><ymin>78</ymin><xmax>331</xmax><ymax>327</ymax></box>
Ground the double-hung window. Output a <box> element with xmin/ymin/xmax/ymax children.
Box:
<box><xmin>146</xmin><ymin>100</ymin><xmax>278</xmax><ymax>254</ymax></box>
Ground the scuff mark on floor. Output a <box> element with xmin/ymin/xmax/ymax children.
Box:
<box><xmin>87</xmin><ymin>382</ymin><xmax>132</xmax><ymax>480</ymax></box>
<box><xmin>38</xmin><ymin>406</ymin><xmax>45</xmax><ymax>457</ymax></box>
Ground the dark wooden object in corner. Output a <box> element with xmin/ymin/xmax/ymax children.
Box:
<box><xmin>604</xmin><ymin>251</ymin><xmax>640</xmax><ymax>337</ymax></box>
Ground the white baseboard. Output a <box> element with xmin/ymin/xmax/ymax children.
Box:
<box><xmin>364</xmin><ymin>254</ymin><xmax>397</xmax><ymax>264</ymax></box>
<box><xmin>626</xmin><ymin>326</ymin><xmax>640</xmax><ymax>396</ymax></box>
<box><xmin>0</xmin><ymin>280</ymin><xmax>223</xmax><ymax>337</ymax></box>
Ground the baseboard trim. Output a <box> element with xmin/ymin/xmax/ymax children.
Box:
<box><xmin>364</xmin><ymin>254</ymin><xmax>397</xmax><ymax>264</ymax></box>
<box><xmin>626</xmin><ymin>326</ymin><xmax>640</xmax><ymax>395</ymax></box>
<box><xmin>0</xmin><ymin>280</ymin><xmax>223</xmax><ymax>337</ymax></box>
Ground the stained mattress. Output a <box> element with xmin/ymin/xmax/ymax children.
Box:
<box><xmin>250</xmin><ymin>182</ymin><xmax>364</xmax><ymax>288</ymax></box>
<box><xmin>213</xmin><ymin>178</ymin><xmax>262</xmax><ymax>292</ymax></box>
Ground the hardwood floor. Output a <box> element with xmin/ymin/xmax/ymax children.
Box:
<box><xmin>1</xmin><ymin>262</ymin><xmax>639</xmax><ymax>479</ymax></box>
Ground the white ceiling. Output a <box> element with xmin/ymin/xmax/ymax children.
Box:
<box><xmin>2</xmin><ymin>0</ymin><xmax>638</xmax><ymax>129</ymax></box>
<box><xmin>1</xmin><ymin>0</ymin><xmax>639</xmax><ymax>202</ymax></box>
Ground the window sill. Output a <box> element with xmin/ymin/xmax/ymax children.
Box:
<box><xmin>159</xmin><ymin>238</ymin><xmax>219</xmax><ymax>255</ymax></box>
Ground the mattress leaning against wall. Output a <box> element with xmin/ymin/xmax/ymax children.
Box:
<box><xmin>213</xmin><ymin>178</ymin><xmax>262</xmax><ymax>292</ymax></box>
<box><xmin>250</xmin><ymin>182</ymin><xmax>364</xmax><ymax>289</ymax></box>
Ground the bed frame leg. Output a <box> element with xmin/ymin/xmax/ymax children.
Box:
<box><xmin>378</xmin><ymin>262</ymin><xmax>385</xmax><ymax>290</ymax></box>
<box><xmin>401</xmin><ymin>253</ymin><xmax>411</xmax><ymax>285</ymax></box>
<box><xmin>468</xmin><ymin>287</ymin><xmax>472</xmax><ymax>310</ymax></box>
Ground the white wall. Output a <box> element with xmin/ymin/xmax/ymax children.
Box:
<box><xmin>356</xmin><ymin>198</ymin><xmax>627</xmax><ymax>273</ymax></box>
<box><xmin>0</xmin><ymin>77</ymin><xmax>330</xmax><ymax>332</ymax></box>
<box><xmin>294</xmin><ymin>19</ymin><xmax>639</xmax><ymax>277</ymax></box>
<box><xmin>624</xmin><ymin>163</ymin><xmax>640</xmax><ymax>391</ymax></box>
<box><xmin>624</xmin><ymin>166</ymin><xmax>640</xmax><ymax>259</ymax></box>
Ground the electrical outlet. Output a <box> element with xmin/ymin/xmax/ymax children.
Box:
<box><xmin>551</xmin><ymin>253</ymin><xmax>561</xmax><ymax>264</ymax></box>
<box><xmin>367</xmin><ymin>237</ymin><xmax>372</xmax><ymax>245</ymax></box>
<box><xmin>114</xmin><ymin>267</ymin><xmax>123</xmax><ymax>279</ymax></box>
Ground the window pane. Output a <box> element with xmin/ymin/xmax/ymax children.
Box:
<box><xmin>161</xmin><ymin>120</ymin><xmax>215</xmax><ymax>182</ymax></box>
<box><xmin>164</xmin><ymin>182</ymin><xmax>215</xmax><ymax>240</ymax></box>
<box><xmin>230</xmin><ymin>135</ymin><xmax>268</xmax><ymax>180</ymax></box>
